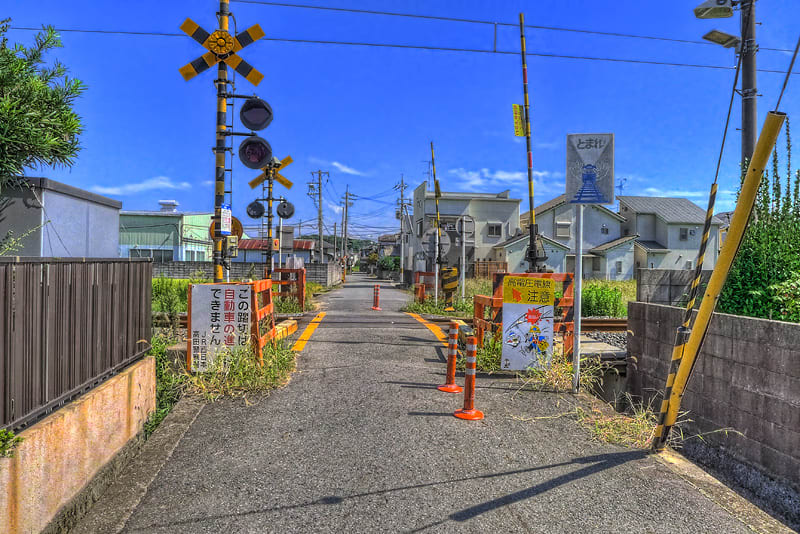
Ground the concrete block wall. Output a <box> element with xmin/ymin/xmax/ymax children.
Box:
<box><xmin>0</xmin><ymin>356</ymin><xmax>155</xmax><ymax>534</ymax></box>
<box><xmin>152</xmin><ymin>261</ymin><xmax>342</xmax><ymax>287</ymax></box>
<box><xmin>636</xmin><ymin>268</ymin><xmax>712</xmax><ymax>307</ymax></box>
<box><xmin>627</xmin><ymin>302</ymin><xmax>800</xmax><ymax>492</ymax></box>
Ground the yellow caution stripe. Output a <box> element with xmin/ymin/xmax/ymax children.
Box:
<box><xmin>406</xmin><ymin>312</ymin><xmax>448</xmax><ymax>347</ymax></box>
<box><xmin>292</xmin><ymin>312</ymin><xmax>327</xmax><ymax>352</ymax></box>
<box><xmin>179</xmin><ymin>50</ymin><xmax>218</xmax><ymax>81</ymax></box>
<box><xmin>223</xmin><ymin>54</ymin><xmax>264</xmax><ymax>86</ymax></box>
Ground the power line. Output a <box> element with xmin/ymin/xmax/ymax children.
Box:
<box><xmin>230</xmin><ymin>0</ymin><xmax>794</xmax><ymax>53</ymax></box>
<box><xmin>8</xmin><ymin>26</ymin><xmax>799</xmax><ymax>75</ymax></box>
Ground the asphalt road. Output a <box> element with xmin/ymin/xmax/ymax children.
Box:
<box><xmin>120</xmin><ymin>273</ymin><xmax>752</xmax><ymax>533</ymax></box>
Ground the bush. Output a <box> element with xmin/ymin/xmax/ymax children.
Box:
<box><xmin>144</xmin><ymin>334</ymin><xmax>187</xmax><ymax>436</ymax></box>
<box><xmin>378</xmin><ymin>256</ymin><xmax>400</xmax><ymax>271</ymax></box>
<box><xmin>152</xmin><ymin>277</ymin><xmax>190</xmax><ymax>315</ymax></box>
<box><xmin>582</xmin><ymin>282</ymin><xmax>626</xmax><ymax>317</ymax></box>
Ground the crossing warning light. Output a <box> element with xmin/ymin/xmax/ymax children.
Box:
<box><xmin>240</xmin><ymin>97</ymin><xmax>273</xmax><ymax>131</ymax></box>
<box><xmin>239</xmin><ymin>136</ymin><xmax>272</xmax><ymax>169</ymax></box>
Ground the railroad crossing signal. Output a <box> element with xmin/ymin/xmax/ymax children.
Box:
<box><xmin>248</xmin><ymin>155</ymin><xmax>294</xmax><ymax>190</ymax></box>
<box><xmin>178</xmin><ymin>18</ymin><xmax>265</xmax><ymax>86</ymax></box>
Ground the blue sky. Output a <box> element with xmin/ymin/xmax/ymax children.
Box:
<box><xmin>6</xmin><ymin>1</ymin><xmax>800</xmax><ymax>239</ymax></box>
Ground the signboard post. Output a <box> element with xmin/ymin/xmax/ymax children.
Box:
<box><xmin>220</xmin><ymin>204</ymin><xmax>232</xmax><ymax>236</ymax></box>
<box><xmin>188</xmin><ymin>284</ymin><xmax>252</xmax><ymax>372</ymax></box>
<box><xmin>566</xmin><ymin>133</ymin><xmax>614</xmax><ymax>392</ymax></box>
<box><xmin>500</xmin><ymin>276</ymin><xmax>555</xmax><ymax>371</ymax></box>
<box><xmin>512</xmin><ymin>104</ymin><xmax>525</xmax><ymax>137</ymax></box>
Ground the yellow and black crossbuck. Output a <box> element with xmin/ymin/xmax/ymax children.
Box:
<box><xmin>178</xmin><ymin>18</ymin><xmax>265</xmax><ymax>86</ymax></box>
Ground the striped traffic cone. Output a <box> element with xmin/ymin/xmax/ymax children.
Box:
<box><xmin>454</xmin><ymin>336</ymin><xmax>484</xmax><ymax>420</ymax></box>
<box><xmin>371</xmin><ymin>284</ymin><xmax>382</xmax><ymax>311</ymax></box>
<box><xmin>438</xmin><ymin>321</ymin><xmax>462</xmax><ymax>393</ymax></box>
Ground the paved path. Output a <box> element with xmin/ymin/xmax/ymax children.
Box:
<box><xmin>120</xmin><ymin>274</ymin><xmax>754</xmax><ymax>533</ymax></box>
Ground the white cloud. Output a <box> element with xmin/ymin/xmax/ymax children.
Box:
<box><xmin>326</xmin><ymin>201</ymin><xmax>343</xmax><ymax>214</ymax></box>
<box><xmin>202</xmin><ymin>180</ymin><xmax>214</xmax><ymax>186</ymax></box>
<box><xmin>331</xmin><ymin>161</ymin><xmax>365</xmax><ymax>176</ymax></box>
<box><xmin>448</xmin><ymin>168</ymin><xmax>564</xmax><ymax>193</ymax></box>
<box><xmin>309</xmin><ymin>157</ymin><xmax>367</xmax><ymax>176</ymax></box>
<box><xmin>534</xmin><ymin>141</ymin><xmax>559</xmax><ymax>150</ymax></box>
<box><xmin>91</xmin><ymin>176</ymin><xmax>192</xmax><ymax>196</ymax></box>
<box><xmin>642</xmin><ymin>187</ymin><xmax>706</xmax><ymax>198</ymax></box>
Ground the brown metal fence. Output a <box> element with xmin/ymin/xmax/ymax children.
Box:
<box><xmin>0</xmin><ymin>258</ymin><xmax>152</xmax><ymax>431</ymax></box>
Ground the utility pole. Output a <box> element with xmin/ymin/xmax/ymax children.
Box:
<box><xmin>342</xmin><ymin>186</ymin><xmax>353</xmax><ymax>271</ymax></box>
<box><xmin>333</xmin><ymin>222</ymin><xmax>337</xmax><ymax>260</ymax></box>
<box><xmin>395</xmin><ymin>174</ymin><xmax>410</xmax><ymax>284</ymax></box>
<box><xmin>308</xmin><ymin>170</ymin><xmax>329</xmax><ymax>263</ymax></box>
<box><xmin>740</xmin><ymin>0</ymin><xmax>757</xmax><ymax>168</ymax></box>
<box><xmin>211</xmin><ymin>0</ymin><xmax>230</xmax><ymax>283</ymax></box>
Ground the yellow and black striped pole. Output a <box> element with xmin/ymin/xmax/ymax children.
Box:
<box><xmin>651</xmin><ymin>182</ymin><xmax>717</xmax><ymax>448</ymax></box>
<box><xmin>519</xmin><ymin>13</ymin><xmax>539</xmax><ymax>273</ymax></box>
<box><xmin>213</xmin><ymin>0</ymin><xmax>230</xmax><ymax>283</ymax></box>
<box><xmin>651</xmin><ymin>111</ymin><xmax>786</xmax><ymax>450</ymax></box>
<box><xmin>442</xmin><ymin>267</ymin><xmax>458</xmax><ymax>311</ymax></box>
<box><xmin>431</xmin><ymin>141</ymin><xmax>442</xmax><ymax>303</ymax></box>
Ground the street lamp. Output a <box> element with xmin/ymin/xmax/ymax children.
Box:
<box><xmin>702</xmin><ymin>29</ymin><xmax>740</xmax><ymax>49</ymax></box>
<box><xmin>694</xmin><ymin>0</ymin><xmax>734</xmax><ymax>19</ymax></box>
<box><xmin>694</xmin><ymin>0</ymin><xmax>756</xmax><ymax>168</ymax></box>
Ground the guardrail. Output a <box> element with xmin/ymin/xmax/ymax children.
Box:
<box><xmin>271</xmin><ymin>268</ymin><xmax>306</xmax><ymax>310</ymax></box>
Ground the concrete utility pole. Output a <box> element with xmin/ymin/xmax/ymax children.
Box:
<box><xmin>740</xmin><ymin>0</ymin><xmax>757</xmax><ymax>168</ymax></box>
<box><xmin>342</xmin><ymin>186</ymin><xmax>353</xmax><ymax>270</ymax></box>
<box><xmin>308</xmin><ymin>170</ymin><xmax>330</xmax><ymax>263</ymax></box>
<box><xmin>395</xmin><ymin>174</ymin><xmax>409</xmax><ymax>283</ymax></box>
<box><xmin>333</xmin><ymin>222</ymin><xmax>337</xmax><ymax>260</ymax></box>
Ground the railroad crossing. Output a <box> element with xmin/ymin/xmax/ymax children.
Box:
<box><xmin>72</xmin><ymin>274</ymin><xmax>787</xmax><ymax>533</ymax></box>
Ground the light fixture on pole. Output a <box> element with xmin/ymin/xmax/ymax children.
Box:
<box><xmin>694</xmin><ymin>0</ymin><xmax>757</xmax><ymax>169</ymax></box>
<box><xmin>702</xmin><ymin>29</ymin><xmax>740</xmax><ymax>49</ymax></box>
<box><xmin>693</xmin><ymin>0</ymin><xmax>733</xmax><ymax>19</ymax></box>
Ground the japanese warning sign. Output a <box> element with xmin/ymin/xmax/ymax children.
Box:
<box><xmin>565</xmin><ymin>133</ymin><xmax>614</xmax><ymax>205</ymax></box>
<box><xmin>501</xmin><ymin>276</ymin><xmax>555</xmax><ymax>371</ymax></box>
<box><xmin>188</xmin><ymin>284</ymin><xmax>252</xmax><ymax>372</ymax></box>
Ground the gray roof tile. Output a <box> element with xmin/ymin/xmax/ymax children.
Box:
<box><xmin>618</xmin><ymin>196</ymin><xmax>723</xmax><ymax>224</ymax></box>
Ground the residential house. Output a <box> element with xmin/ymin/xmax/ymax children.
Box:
<box><xmin>0</xmin><ymin>177</ymin><xmax>121</xmax><ymax>257</ymax></box>
<box><xmin>408</xmin><ymin>183</ymin><xmax>521</xmax><ymax>275</ymax></box>
<box><xmin>119</xmin><ymin>200</ymin><xmax>213</xmax><ymax>261</ymax></box>
<box><xmin>511</xmin><ymin>194</ymin><xmax>637</xmax><ymax>279</ymax></box>
<box><xmin>618</xmin><ymin>196</ymin><xmax>722</xmax><ymax>271</ymax></box>
<box><xmin>378</xmin><ymin>233</ymin><xmax>401</xmax><ymax>257</ymax></box>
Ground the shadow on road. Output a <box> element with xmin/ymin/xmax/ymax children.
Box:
<box><xmin>128</xmin><ymin>451</ymin><xmax>647</xmax><ymax>532</ymax></box>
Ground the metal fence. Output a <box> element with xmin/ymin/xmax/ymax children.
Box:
<box><xmin>1</xmin><ymin>258</ymin><xmax>152</xmax><ymax>430</ymax></box>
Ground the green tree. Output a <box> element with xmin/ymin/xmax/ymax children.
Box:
<box><xmin>719</xmin><ymin>117</ymin><xmax>800</xmax><ymax>320</ymax></box>
<box><xmin>0</xmin><ymin>20</ymin><xmax>85</xmax><ymax>189</ymax></box>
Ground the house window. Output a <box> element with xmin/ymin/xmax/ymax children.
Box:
<box><xmin>685</xmin><ymin>260</ymin><xmax>693</xmax><ymax>270</ymax></box>
<box><xmin>689</xmin><ymin>228</ymin><xmax>697</xmax><ymax>236</ymax></box>
<box><xmin>556</xmin><ymin>222</ymin><xmax>570</xmax><ymax>238</ymax></box>
<box><xmin>592</xmin><ymin>257</ymin><xmax>601</xmax><ymax>271</ymax></box>
<box><xmin>417</xmin><ymin>220</ymin><xmax>423</xmax><ymax>237</ymax></box>
<box><xmin>186</xmin><ymin>250</ymin><xmax>194</xmax><ymax>261</ymax></box>
<box><xmin>616</xmin><ymin>261</ymin><xmax>623</xmax><ymax>274</ymax></box>
<box><xmin>601</xmin><ymin>226</ymin><xmax>609</xmax><ymax>235</ymax></box>
<box><xmin>487</xmin><ymin>223</ymin><xmax>502</xmax><ymax>238</ymax></box>
<box><xmin>680</xmin><ymin>228</ymin><xmax>688</xmax><ymax>241</ymax></box>
<box><xmin>129</xmin><ymin>248</ymin><xmax>173</xmax><ymax>262</ymax></box>
<box><xmin>196</xmin><ymin>251</ymin><xmax>205</xmax><ymax>261</ymax></box>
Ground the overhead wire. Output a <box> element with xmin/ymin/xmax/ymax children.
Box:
<box><xmin>229</xmin><ymin>0</ymin><xmax>794</xmax><ymax>53</ymax></box>
<box><xmin>7</xmin><ymin>26</ymin><xmax>799</xmax><ymax>75</ymax></box>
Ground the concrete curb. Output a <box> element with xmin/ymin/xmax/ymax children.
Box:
<box><xmin>69</xmin><ymin>396</ymin><xmax>205</xmax><ymax>534</ymax></box>
<box><xmin>655</xmin><ymin>449</ymin><xmax>795</xmax><ymax>534</ymax></box>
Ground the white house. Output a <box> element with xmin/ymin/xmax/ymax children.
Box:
<box><xmin>618</xmin><ymin>196</ymin><xmax>722</xmax><ymax>271</ymax></box>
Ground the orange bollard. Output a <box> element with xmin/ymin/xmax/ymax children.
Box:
<box><xmin>371</xmin><ymin>284</ymin><xmax>382</xmax><ymax>311</ymax></box>
<box><xmin>438</xmin><ymin>321</ymin><xmax>463</xmax><ymax>393</ymax></box>
<box><xmin>454</xmin><ymin>336</ymin><xmax>484</xmax><ymax>420</ymax></box>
